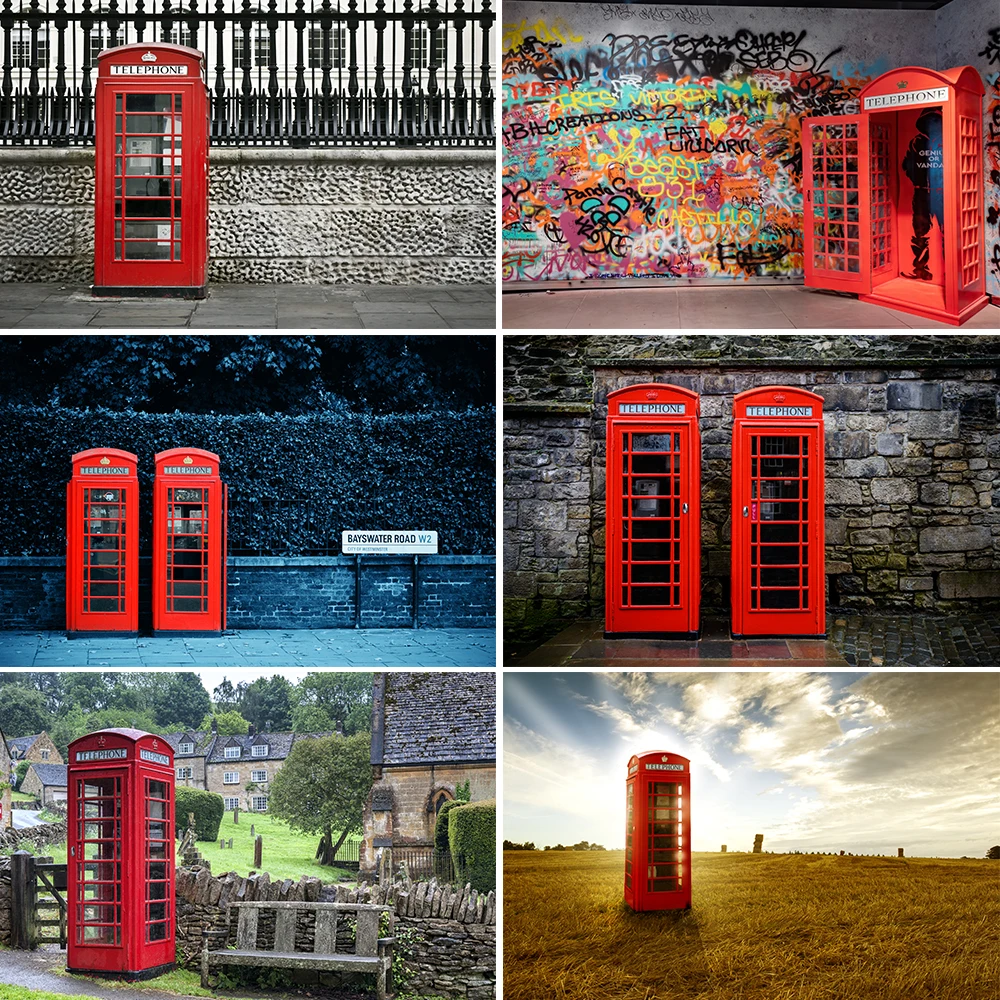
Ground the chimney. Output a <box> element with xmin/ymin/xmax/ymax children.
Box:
<box><xmin>210</xmin><ymin>717</ymin><xmax>217</xmax><ymax>733</ymax></box>
<box><xmin>248</xmin><ymin>724</ymin><xmax>255</xmax><ymax>738</ymax></box>
<box><xmin>335</xmin><ymin>720</ymin><xmax>344</xmax><ymax>736</ymax></box>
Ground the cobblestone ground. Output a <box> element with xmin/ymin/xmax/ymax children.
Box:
<box><xmin>829</xmin><ymin>613</ymin><xmax>1000</xmax><ymax>667</ymax></box>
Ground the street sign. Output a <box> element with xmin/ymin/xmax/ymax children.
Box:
<box><xmin>342</xmin><ymin>531</ymin><xmax>439</xmax><ymax>555</ymax></box>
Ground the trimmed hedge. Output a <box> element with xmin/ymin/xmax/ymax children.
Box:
<box><xmin>448</xmin><ymin>799</ymin><xmax>496</xmax><ymax>893</ymax></box>
<box><xmin>175</xmin><ymin>786</ymin><xmax>225</xmax><ymax>842</ymax></box>
<box><xmin>0</xmin><ymin>405</ymin><xmax>495</xmax><ymax>556</ymax></box>
<box><xmin>434</xmin><ymin>799</ymin><xmax>465</xmax><ymax>857</ymax></box>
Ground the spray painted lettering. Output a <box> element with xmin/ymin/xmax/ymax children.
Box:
<box><xmin>502</xmin><ymin>18</ymin><xmax>882</xmax><ymax>283</ymax></box>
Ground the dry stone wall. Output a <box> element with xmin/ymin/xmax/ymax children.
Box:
<box><xmin>176</xmin><ymin>867</ymin><xmax>495</xmax><ymax>1000</ymax></box>
<box><xmin>504</xmin><ymin>335</ymin><xmax>1000</xmax><ymax>645</ymax></box>
<box><xmin>0</xmin><ymin>147</ymin><xmax>493</xmax><ymax>284</ymax></box>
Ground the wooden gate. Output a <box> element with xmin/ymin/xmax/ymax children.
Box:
<box><xmin>8</xmin><ymin>851</ymin><xmax>67</xmax><ymax>950</ymax></box>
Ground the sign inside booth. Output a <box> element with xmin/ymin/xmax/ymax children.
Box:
<box><xmin>342</xmin><ymin>530</ymin><xmax>439</xmax><ymax>554</ymax></box>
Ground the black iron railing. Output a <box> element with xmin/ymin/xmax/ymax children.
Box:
<box><xmin>0</xmin><ymin>0</ymin><xmax>494</xmax><ymax>145</ymax></box>
<box><xmin>393</xmin><ymin>846</ymin><xmax>455</xmax><ymax>883</ymax></box>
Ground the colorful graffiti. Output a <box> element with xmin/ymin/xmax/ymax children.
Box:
<box><xmin>502</xmin><ymin>18</ymin><xmax>884</xmax><ymax>283</ymax></box>
<box><xmin>982</xmin><ymin>27</ymin><xmax>1000</xmax><ymax>298</ymax></box>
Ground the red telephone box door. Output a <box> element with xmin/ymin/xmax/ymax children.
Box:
<box><xmin>71</xmin><ymin>771</ymin><xmax>125</xmax><ymax>959</ymax></box>
<box><xmin>606</xmin><ymin>385</ymin><xmax>701</xmax><ymax>638</ymax></box>
<box><xmin>802</xmin><ymin>115</ymin><xmax>872</xmax><ymax>295</ymax></box>
<box><xmin>731</xmin><ymin>388</ymin><xmax>825</xmax><ymax>638</ymax></box>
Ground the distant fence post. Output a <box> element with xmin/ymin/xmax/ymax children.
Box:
<box><xmin>898</xmin><ymin>848</ymin><xmax>904</xmax><ymax>857</ymax></box>
<box><xmin>10</xmin><ymin>850</ymin><xmax>37</xmax><ymax>950</ymax></box>
<box><xmin>254</xmin><ymin>836</ymin><xmax>263</xmax><ymax>870</ymax></box>
<box><xmin>752</xmin><ymin>834</ymin><xmax>763</xmax><ymax>854</ymax></box>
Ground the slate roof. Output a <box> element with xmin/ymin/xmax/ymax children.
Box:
<box><xmin>29</xmin><ymin>763</ymin><xmax>68</xmax><ymax>788</ymax></box>
<box><xmin>7</xmin><ymin>735</ymin><xmax>41</xmax><ymax>757</ymax></box>
<box><xmin>206</xmin><ymin>732</ymin><xmax>297</xmax><ymax>763</ymax></box>
<box><xmin>163</xmin><ymin>732</ymin><xmax>217</xmax><ymax>758</ymax></box>
<box><xmin>376</xmin><ymin>672</ymin><xmax>495</xmax><ymax>766</ymax></box>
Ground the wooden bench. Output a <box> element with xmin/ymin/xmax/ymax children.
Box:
<box><xmin>201</xmin><ymin>900</ymin><xmax>395</xmax><ymax>999</ymax></box>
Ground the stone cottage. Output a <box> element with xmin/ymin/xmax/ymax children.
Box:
<box><xmin>362</xmin><ymin>672</ymin><xmax>496</xmax><ymax>872</ymax></box>
<box><xmin>163</xmin><ymin>727</ymin><xmax>220</xmax><ymax>791</ymax></box>
<box><xmin>6</xmin><ymin>732</ymin><xmax>63</xmax><ymax>766</ymax></box>
<box><xmin>504</xmin><ymin>334</ymin><xmax>1000</xmax><ymax>648</ymax></box>
<box><xmin>20</xmin><ymin>763</ymin><xmax>68</xmax><ymax>808</ymax></box>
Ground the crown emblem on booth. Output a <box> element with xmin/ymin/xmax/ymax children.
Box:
<box><xmin>645</xmin><ymin>391</ymin><xmax>659</xmax><ymax>400</ymax></box>
<box><xmin>97</xmin><ymin>736</ymin><xmax>106</xmax><ymax>747</ymax></box>
<box><xmin>152</xmin><ymin>739</ymin><xmax>159</xmax><ymax>748</ymax></box>
<box><xmin>142</xmin><ymin>51</ymin><xmax>157</xmax><ymax>62</ymax></box>
<box><xmin>661</xmin><ymin>755</ymin><xmax>669</xmax><ymax>762</ymax></box>
<box><xmin>100</xmin><ymin>457</ymin><xmax>110</xmax><ymax>465</ymax></box>
<box><xmin>773</xmin><ymin>392</ymin><xmax>786</xmax><ymax>403</ymax></box>
<box><xmin>183</xmin><ymin>456</ymin><xmax>193</xmax><ymax>464</ymax></box>
<box><xmin>897</xmin><ymin>80</ymin><xmax>907</xmax><ymax>89</ymax></box>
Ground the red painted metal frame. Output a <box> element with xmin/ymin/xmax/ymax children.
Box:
<box><xmin>624</xmin><ymin>751</ymin><xmax>691</xmax><ymax>913</ymax></box>
<box><xmin>605</xmin><ymin>383</ymin><xmax>701</xmax><ymax>638</ymax></box>
<box><xmin>803</xmin><ymin>66</ymin><xmax>988</xmax><ymax>326</ymax></box>
<box><xmin>152</xmin><ymin>447</ymin><xmax>226</xmax><ymax>635</ymax></box>
<box><xmin>731</xmin><ymin>388</ymin><xmax>825</xmax><ymax>638</ymax></box>
<box><xmin>94</xmin><ymin>44</ymin><xmax>209</xmax><ymax>298</ymax></box>
<box><xmin>67</xmin><ymin>728</ymin><xmax>175</xmax><ymax>979</ymax></box>
<box><xmin>66</xmin><ymin>448</ymin><xmax>139</xmax><ymax>637</ymax></box>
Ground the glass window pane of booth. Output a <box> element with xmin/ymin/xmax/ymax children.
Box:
<box><xmin>76</xmin><ymin>777</ymin><xmax>123</xmax><ymax>944</ymax></box>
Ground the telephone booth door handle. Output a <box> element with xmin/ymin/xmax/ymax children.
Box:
<box><xmin>743</xmin><ymin>506</ymin><xmax>749</xmax><ymax>517</ymax></box>
<box><xmin>682</xmin><ymin>503</ymin><xmax>689</xmax><ymax>514</ymax></box>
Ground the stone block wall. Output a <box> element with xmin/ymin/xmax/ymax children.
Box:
<box><xmin>176</xmin><ymin>867</ymin><xmax>495</xmax><ymax>999</ymax></box>
<box><xmin>504</xmin><ymin>335</ymin><xmax>1000</xmax><ymax>646</ymax></box>
<box><xmin>0</xmin><ymin>554</ymin><xmax>495</xmax><ymax>630</ymax></box>
<box><xmin>0</xmin><ymin>147</ymin><xmax>494</xmax><ymax>284</ymax></box>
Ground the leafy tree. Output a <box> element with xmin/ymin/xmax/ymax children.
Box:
<box><xmin>502</xmin><ymin>841</ymin><xmax>536</xmax><ymax>851</ymax></box>
<box><xmin>293</xmin><ymin>673</ymin><xmax>372</xmax><ymax>735</ymax></box>
<box><xmin>455</xmin><ymin>780</ymin><xmax>471</xmax><ymax>803</ymax></box>
<box><xmin>269</xmin><ymin>732</ymin><xmax>371</xmax><ymax>865</ymax></box>
<box><xmin>146</xmin><ymin>674</ymin><xmax>212</xmax><ymax>730</ymax></box>
<box><xmin>198</xmin><ymin>710</ymin><xmax>250</xmax><ymax>736</ymax></box>
<box><xmin>14</xmin><ymin>761</ymin><xmax>30</xmax><ymax>790</ymax></box>
<box><xmin>0</xmin><ymin>685</ymin><xmax>51</xmax><ymax>736</ymax></box>
<box><xmin>212</xmin><ymin>678</ymin><xmax>247</xmax><ymax>714</ymax></box>
<box><xmin>987</xmin><ymin>845</ymin><xmax>1000</xmax><ymax>860</ymax></box>
<box><xmin>241</xmin><ymin>676</ymin><xmax>294</xmax><ymax>733</ymax></box>
<box><xmin>49</xmin><ymin>707</ymin><xmax>160</xmax><ymax>759</ymax></box>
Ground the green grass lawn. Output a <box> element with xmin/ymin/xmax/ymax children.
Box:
<box><xmin>7</xmin><ymin>812</ymin><xmax>356</xmax><ymax>883</ymax></box>
<box><xmin>10</xmin><ymin>790</ymin><xmax>37</xmax><ymax>802</ymax></box>
<box><xmin>189</xmin><ymin>811</ymin><xmax>359</xmax><ymax>883</ymax></box>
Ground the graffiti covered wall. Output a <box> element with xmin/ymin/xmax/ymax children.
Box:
<box><xmin>502</xmin><ymin>3</ymin><xmax>935</xmax><ymax>286</ymax></box>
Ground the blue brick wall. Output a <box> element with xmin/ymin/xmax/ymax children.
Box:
<box><xmin>0</xmin><ymin>555</ymin><xmax>495</xmax><ymax>631</ymax></box>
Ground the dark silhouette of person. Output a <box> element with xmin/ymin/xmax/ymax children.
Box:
<box><xmin>901</xmin><ymin>109</ymin><xmax>944</xmax><ymax>281</ymax></box>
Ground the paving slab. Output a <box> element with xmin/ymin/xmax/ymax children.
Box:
<box><xmin>509</xmin><ymin>613</ymin><xmax>999</xmax><ymax>667</ymax></box>
<box><xmin>0</xmin><ymin>283</ymin><xmax>496</xmax><ymax>329</ymax></box>
<box><xmin>0</xmin><ymin>628</ymin><xmax>496</xmax><ymax>667</ymax></box>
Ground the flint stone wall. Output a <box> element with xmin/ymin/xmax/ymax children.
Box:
<box><xmin>0</xmin><ymin>147</ymin><xmax>493</xmax><ymax>284</ymax></box>
<box><xmin>504</xmin><ymin>335</ymin><xmax>1000</xmax><ymax>645</ymax></box>
<box><xmin>176</xmin><ymin>867</ymin><xmax>495</xmax><ymax>1000</ymax></box>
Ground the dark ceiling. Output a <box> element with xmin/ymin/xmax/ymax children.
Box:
<box><xmin>578</xmin><ymin>1</ymin><xmax>956</xmax><ymax>9</ymax></box>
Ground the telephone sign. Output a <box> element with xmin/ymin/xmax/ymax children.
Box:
<box><xmin>624</xmin><ymin>751</ymin><xmax>691</xmax><ymax>912</ymax></box>
<box><xmin>731</xmin><ymin>387</ymin><xmax>826</xmax><ymax>638</ymax></box>
<box><xmin>94</xmin><ymin>44</ymin><xmax>209</xmax><ymax>298</ymax></box>
<box><xmin>605</xmin><ymin>383</ymin><xmax>701</xmax><ymax>638</ymax></box>
<box><xmin>803</xmin><ymin>65</ymin><xmax>987</xmax><ymax>325</ymax></box>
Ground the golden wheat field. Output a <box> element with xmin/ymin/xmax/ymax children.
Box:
<box><xmin>503</xmin><ymin>850</ymin><xmax>999</xmax><ymax>1000</ymax></box>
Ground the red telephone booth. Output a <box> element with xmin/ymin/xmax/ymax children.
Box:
<box><xmin>803</xmin><ymin>65</ymin><xmax>988</xmax><ymax>326</ymax></box>
<box><xmin>624</xmin><ymin>751</ymin><xmax>691</xmax><ymax>912</ymax></box>
<box><xmin>605</xmin><ymin>384</ymin><xmax>701</xmax><ymax>638</ymax></box>
<box><xmin>152</xmin><ymin>448</ymin><xmax>227</xmax><ymax>635</ymax></box>
<box><xmin>94</xmin><ymin>44</ymin><xmax>209</xmax><ymax>298</ymax></box>
<box><xmin>731</xmin><ymin>387</ymin><xmax>825</xmax><ymax>638</ymax></box>
<box><xmin>66</xmin><ymin>449</ymin><xmax>139</xmax><ymax>638</ymax></box>
<box><xmin>67</xmin><ymin>728</ymin><xmax>175</xmax><ymax>980</ymax></box>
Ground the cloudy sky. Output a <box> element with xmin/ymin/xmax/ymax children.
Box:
<box><xmin>503</xmin><ymin>671</ymin><xmax>1000</xmax><ymax>858</ymax></box>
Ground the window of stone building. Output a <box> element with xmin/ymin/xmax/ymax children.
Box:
<box><xmin>251</xmin><ymin>795</ymin><xmax>268</xmax><ymax>812</ymax></box>
<box><xmin>179</xmin><ymin>742</ymin><xmax>195</xmax><ymax>755</ymax></box>
<box><xmin>251</xmin><ymin>744</ymin><xmax>268</xmax><ymax>758</ymax></box>
<box><xmin>224</xmin><ymin>746</ymin><xmax>241</xmax><ymax>759</ymax></box>
<box><xmin>224</xmin><ymin>796</ymin><xmax>240</xmax><ymax>810</ymax></box>
<box><xmin>251</xmin><ymin>769</ymin><xmax>267</xmax><ymax>782</ymax></box>
<box><xmin>308</xmin><ymin>25</ymin><xmax>347</xmax><ymax>71</ymax></box>
<box><xmin>223</xmin><ymin>770</ymin><xmax>239</xmax><ymax>784</ymax></box>
<box><xmin>177</xmin><ymin>766</ymin><xmax>194</xmax><ymax>779</ymax></box>
<box><xmin>41</xmin><ymin>749</ymin><xmax>50</xmax><ymax>760</ymax></box>
<box><xmin>430</xmin><ymin>788</ymin><xmax>453</xmax><ymax>814</ymax></box>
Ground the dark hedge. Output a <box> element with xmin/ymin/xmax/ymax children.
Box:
<box><xmin>0</xmin><ymin>405</ymin><xmax>495</xmax><ymax>556</ymax></box>
<box><xmin>434</xmin><ymin>798</ymin><xmax>466</xmax><ymax>857</ymax></box>
<box><xmin>175</xmin><ymin>786</ymin><xmax>225</xmax><ymax>842</ymax></box>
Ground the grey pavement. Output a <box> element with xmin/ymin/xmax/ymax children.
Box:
<box><xmin>0</xmin><ymin>283</ymin><xmax>496</xmax><ymax>329</ymax></box>
<box><xmin>0</xmin><ymin>628</ymin><xmax>496</xmax><ymax>667</ymax></box>
<box><xmin>12</xmin><ymin>810</ymin><xmax>47</xmax><ymax>830</ymax></box>
<box><xmin>502</xmin><ymin>284</ymin><xmax>1000</xmax><ymax>329</ymax></box>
